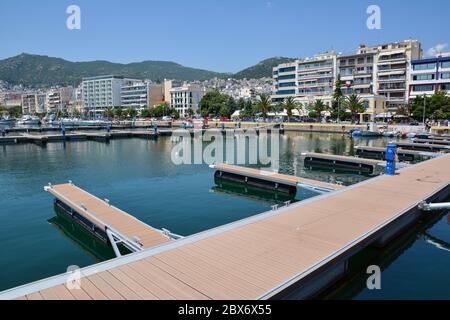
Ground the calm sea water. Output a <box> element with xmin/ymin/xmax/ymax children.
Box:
<box><xmin>0</xmin><ymin>132</ymin><xmax>449</xmax><ymax>299</ymax></box>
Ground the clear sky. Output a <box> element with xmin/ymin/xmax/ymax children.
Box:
<box><xmin>0</xmin><ymin>0</ymin><xmax>449</xmax><ymax>73</ymax></box>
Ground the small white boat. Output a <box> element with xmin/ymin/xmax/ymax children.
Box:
<box><xmin>406</xmin><ymin>132</ymin><xmax>417</xmax><ymax>139</ymax></box>
<box><xmin>0</xmin><ymin>115</ymin><xmax>16</xmax><ymax>125</ymax></box>
<box><xmin>17</xmin><ymin>115</ymin><xmax>41</xmax><ymax>126</ymax></box>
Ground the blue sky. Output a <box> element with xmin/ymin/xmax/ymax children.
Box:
<box><xmin>0</xmin><ymin>0</ymin><xmax>449</xmax><ymax>73</ymax></box>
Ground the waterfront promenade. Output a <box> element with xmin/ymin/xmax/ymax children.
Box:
<box><xmin>1</xmin><ymin>152</ymin><xmax>450</xmax><ymax>300</ymax></box>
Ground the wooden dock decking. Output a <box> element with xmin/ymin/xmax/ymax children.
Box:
<box><xmin>211</xmin><ymin>163</ymin><xmax>344</xmax><ymax>193</ymax></box>
<box><xmin>2</xmin><ymin>153</ymin><xmax>450</xmax><ymax>300</ymax></box>
<box><xmin>46</xmin><ymin>184</ymin><xmax>171</xmax><ymax>250</ymax></box>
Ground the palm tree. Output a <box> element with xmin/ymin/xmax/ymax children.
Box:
<box><xmin>126</xmin><ymin>108</ymin><xmax>137</xmax><ymax>119</ymax></box>
<box><xmin>255</xmin><ymin>94</ymin><xmax>272</xmax><ymax>119</ymax></box>
<box><xmin>344</xmin><ymin>94</ymin><xmax>365</xmax><ymax>124</ymax></box>
<box><xmin>104</xmin><ymin>108</ymin><xmax>115</xmax><ymax>120</ymax></box>
<box><xmin>283</xmin><ymin>97</ymin><xmax>298</xmax><ymax>123</ymax></box>
<box><xmin>308</xmin><ymin>99</ymin><xmax>328</xmax><ymax>123</ymax></box>
<box><xmin>114</xmin><ymin>108</ymin><xmax>123</xmax><ymax>119</ymax></box>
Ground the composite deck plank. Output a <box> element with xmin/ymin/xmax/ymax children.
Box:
<box><xmin>48</xmin><ymin>184</ymin><xmax>170</xmax><ymax>249</ymax></box>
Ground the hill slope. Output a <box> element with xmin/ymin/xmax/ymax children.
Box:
<box><xmin>233</xmin><ymin>57</ymin><xmax>296</xmax><ymax>79</ymax></box>
<box><xmin>0</xmin><ymin>54</ymin><xmax>297</xmax><ymax>87</ymax></box>
<box><xmin>0</xmin><ymin>54</ymin><xmax>228</xmax><ymax>87</ymax></box>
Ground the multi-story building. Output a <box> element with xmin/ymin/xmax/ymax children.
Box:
<box><xmin>409</xmin><ymin>54</ymin><xmax>450</xmax><ymax>99</ymax></box>
<box><xmin>369</xmin><ymin>40</ymin><xmax>422</xmax><ymax>110</ymax></box>
<box><xmin>272</xmin><ymin>52</ymin><xmax>337</xmax><ymax>106</ymax></box>
<box><xmin>121</xmin><ymin>81</ymin><xmax>163</xmax><ymax>110</ymax></box>
<box><xmin>271</xmin><ymin>40</ymin><xmax>422</xmax><ymax>119</ymax></box>
<box><xmin>82</xmin><ymin>75</ymin><xmax>136</xmax><ymax>115</ymax></box>
<box><xmin>46</xmin><ymin>87</ymin><xmax>74</xmax><ymax>114</ymax></box>
<box><xmin>170</xmin><ymin>84</ymin><xmax>206</xmax><ymax>118</ymax></box>
<box><xmin>163</xmin><ymin>79</ymin><xmax>183</xmax><ymax>103</ymax></box>
<box><xmin>21</xmin><ymin>94</ymin><xmax>46</xmax><ymax>115</ymax></box>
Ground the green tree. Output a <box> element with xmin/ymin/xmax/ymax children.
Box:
<box><xmin>307</xmin><ymin>99</ymin><xmax>328</xmax><ymax>122</ymax></box>
<box><xmin>187</xmin><ymin>108</ymin><xmax>195</xmax><ymax>117</ymax></box>
<box><xmin>237</xmin><ymin>98</ymin><xmax>246</xmax><ymax>111</ymax></box>
<box><xmin>332</xmin><ymin>74</ymin><xmax>344</xmax><ymax>120</ymax></box>
<box><xmin>170</xmin><ymin>109</ymin><xmax>180</xmax><ymax>119</ymax></box>
<box><xmin>141</xmin><ymin>108</ymin><xmax>151</xmax><ymax>118</ymax></box>
<box><xmin>126</xmin><ymin>108</ymin><xmax>137</xmax><ymax>119</ymax></box>
<box><xmin>114</xmin><ymin>108</ymin><xmax>123</xmax><ymax>119</ymax></box>
<box><xmin>199</xmin><ymin>91</ymin><xmax>230</xmax><ymax>118</ymax></box>
<box><xmin>255</xmin><ymin>94</ymin><xmax>272</xmax><ymax>119</ymax></box>
<box><xmin>344</xmin><ymin>94</ymin><xmax>365</xmax><ymax>123</ymax></box>
<box><xmin>104</xmin><ymin>108</ymin><xmax>115</xmax><ymax>120</ymax></box>
<box><xmin>240</xmin><ymin>100</ymin><xmax>254</xmax><ymax>118</ymax></box>
<box><xmin>411</xmin><ymin>91</ymin><xmax>450</xmax><ymax>121</ymax></box>
<box><xmin>283</xmin><ymin>96</ymin><xmax>298</xmax><ymax>122</ymax></box>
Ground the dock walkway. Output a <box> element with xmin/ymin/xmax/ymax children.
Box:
<box><xmin>2</xmin><ymin>154</ymin><xmax>450</xmax><ymax>300</ymax></box>
<box><xmin>211</xmin><ymin>163</ymin><xmax>344</xmax><ymax>194</ymax></box>
<box><xmin>46</xmin><ymin>184</ymin><xmax>171</xmax><ymax>251</ymax></box>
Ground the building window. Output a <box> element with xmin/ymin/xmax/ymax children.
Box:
<box><xmin>277</xmin><ymin>74</ymin><xmax>296</xmax><ymax>80</ymax></box>
<box><xmin>413</xmin><ymin>85</ymin><xmax>434</xmax><ymax>92</ymax></box>
<box><xmin>441</xmin><ymin>84</ymin><xmax>450</xmax><ymax>91</ymax></box>
<box><xmin>276</xmin><ymin>90</ymin><xmax>295</xmax><ymax>95</ymax></box>
<box><xmin>413</xmin><ymin>74</ymin><xmax>435</xmax><ymax>81</ymax></box>
<box><xmin>413</xmin><ymin>63</ymin><xmax>436</xmax><ymax>71</ymax></box>
<box><xmin>279</xmin><ymin>66</ymin><xmax>296</xmax><ymax>73</ymax></box>
<box><xmin>441</xmin><ymin>61</ymin><xmax>450</xmax><ymax>69</ymax></box>
<box><xmin>441</xmin><ymin>72</ymin><xmax>450</xmax><ymax>80</ymax></box>
<box><xmin>278</xmin><ymin>82</ymin><xmax>296</xmax><ymax>87</ymax></box>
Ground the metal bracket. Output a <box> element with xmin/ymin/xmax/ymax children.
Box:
<box><xmin>418</xmin><ymin>201</ymin><xmax>450</xmax><ymax>211</ymax></box>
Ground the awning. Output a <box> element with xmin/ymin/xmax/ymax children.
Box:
<box><xmin>379</xmin><ymin>50</ymin><xmax>405</xmax><ymax>57</ymax></box>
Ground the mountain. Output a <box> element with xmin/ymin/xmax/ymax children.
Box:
<box><xmin>0</xmin><ymin>54</ymin><xmax>296</xmax><ymax>88</ymax></box>
<box><xmin>233</xmin><ymin>57</ymin><xmax>296</xmax><ymax>79</ymax></box>
<box><xmin>0</xmin><ymin>54</ymin><xmax>229</xmax><ymax>88</ymax></box>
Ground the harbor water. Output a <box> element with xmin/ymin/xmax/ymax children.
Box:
<box><xmin>0</xmin><ymin>132</ymin><xmax>449</xmax><ymax>299</ymax></box>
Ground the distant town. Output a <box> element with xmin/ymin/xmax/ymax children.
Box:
<box><xmin>1</xmin><ymin>39</ymin><xmax>449</xmax><ymax>124</ymax></box>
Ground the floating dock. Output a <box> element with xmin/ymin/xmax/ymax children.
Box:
<box><xmin>355</xmin><ymin>146</ymin><xmax>438</xmax><ymax>162</ymax></box>
<box><xmin>45</xmin><ymin>183</ymin><xmax>173</xmax><ymax>255</ymax></box>
<box><xmin>210</xmin><ymin>163</ymin><xmax>343</xmax><ymax>194</ymax></box>
<box><xmin>302</xmin><ymin>152</ymin><xmax>384</xmax><ymax>174</ymax></box>
<box><xmin>394</xmin><ymin>142</ymin><xmax>450</xmax><ymax>152</ymax></box>
<box><xmin>413</xmin><ymin>138</ymin><xmax>450</xmax><ymax>146</ymax></box>
<box><xmin>2</xmin><ymin>153</ymin><xmax>450</xmax><ymax>300</ymax></box>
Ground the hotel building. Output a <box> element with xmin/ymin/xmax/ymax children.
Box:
<box><xmin>82</xmin><ymin>75</ymin><xmax>136</xmax><ymax>115</ymax></box>
<box><xmin>170</xmin><ymin>84</ymin><xmax>206</xmax><ymax>118</ymax></box>
<box><xmin>409</xmin><ymin>54</ymin><xmax>450</xmax><ymax>99</ymax></box>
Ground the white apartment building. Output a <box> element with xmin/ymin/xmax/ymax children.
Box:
<box><xmin>82</xmin><ymin>75</ymin><xmax>136</xmax><ymax>115</ymax></box>
<box><xmin>369</xmin><ymin>40</ymin><xmax>422</xmax><ymax>111</ymax></box>
<box><xmin>271</xmin><ymin>40</ymin><xmax>422</xmax><ymax>118</ymax></box>
<box><xmin>272</xmin><ymin>52</ymin><xmax>337</xmax><ymax>106</ymax></box>
<box><xmin>170</xmin><ymin>84</ymin><xmax>206</xmax><ymax>118</ymax></box>
<box><xmin>21</xmin><ymin>94</ymin><xmax>46</xmax><ymax>115</ymax></box>
<box><xmin>46</xmin><ymin>87</ymin><xmax>74</xmax><ymax>114</ymax></box>
<box><xmin>121</xmin><ymin>81</ymin><xmax>163</xmax><ymax>110</ymax></box>
<box><xmin>409</xmin><ymin>53</ymin><xmax>450</xmax><ymax>99</ymax></box>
